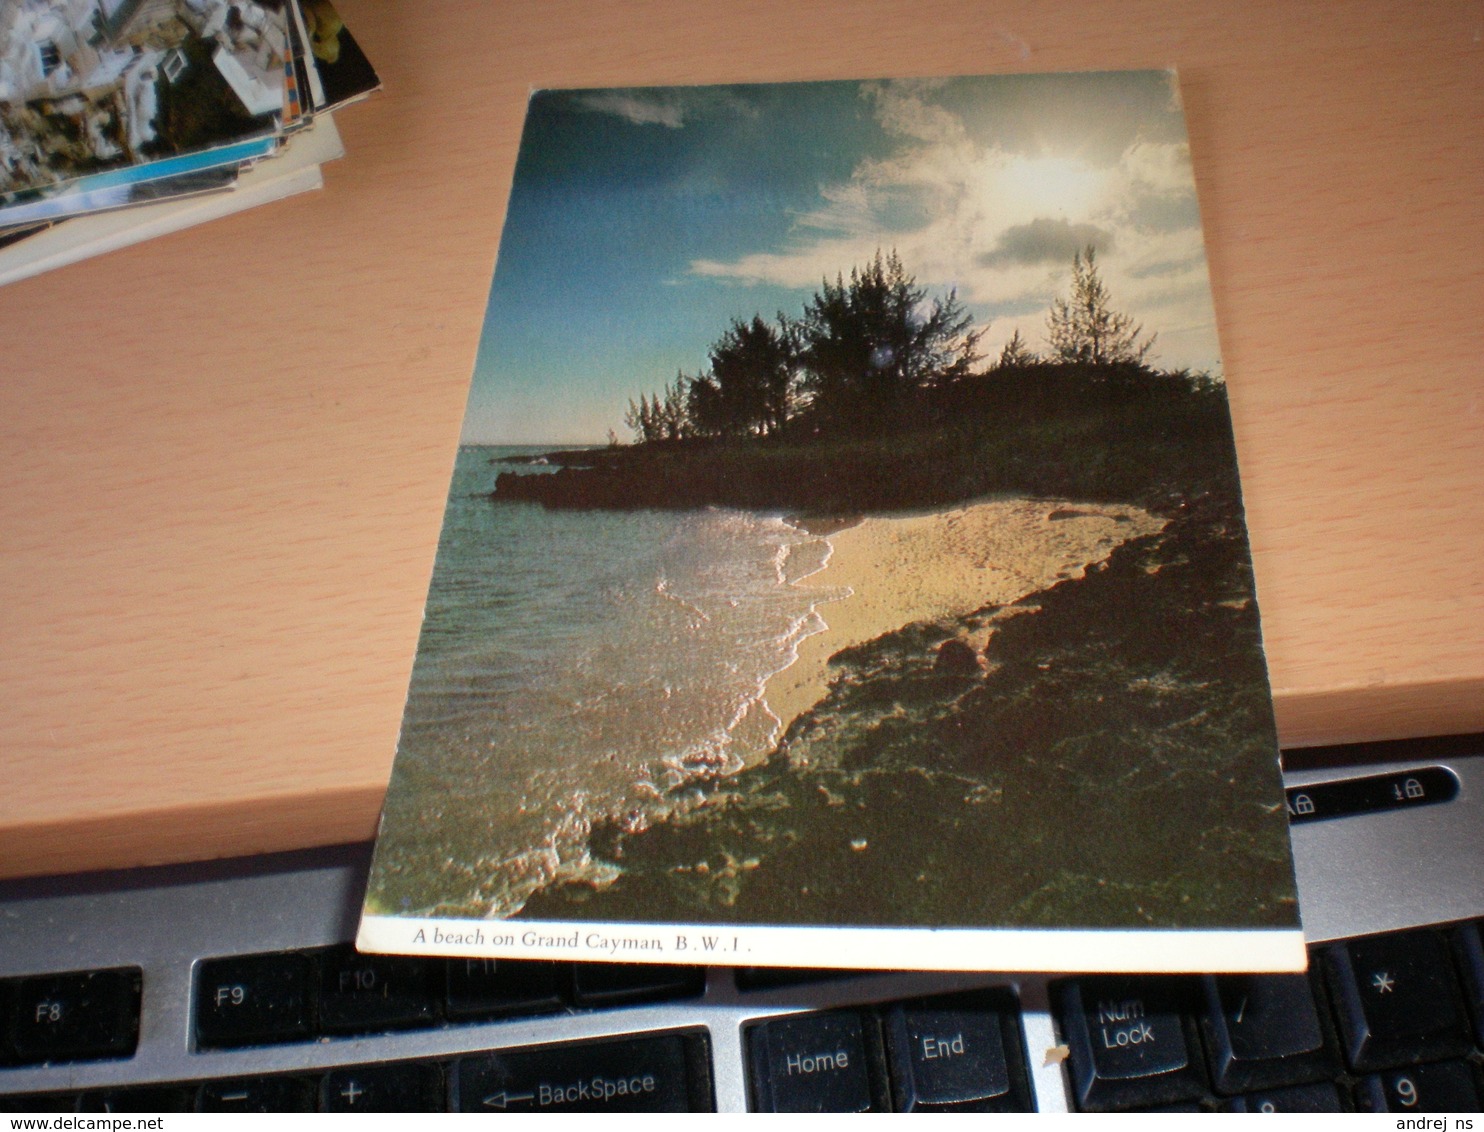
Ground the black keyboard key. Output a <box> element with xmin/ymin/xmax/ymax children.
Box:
<box><xmin>570</xmin><ymin>963</ymin><xmax>704</xmax><ymax>1007</ymax></box>
<box><xmin>1200</xmin><ymin>972</ymin><xmax>1337</xmax><ymax>1092</ymax></box>
<box><xmin>195</xmin><ymin>952</ymin><xmax>313</xmax><ymax>1048</ymax></box>
<box><xmin>323</xmin><ymin>1062</ymin><xmax>444</xmax><ymax>1111</ymax></box>
<box><xmin>78</xmin><ymin>1086</ymin><xmax>195</xmax><ymax>1112</ymax></box>
<box><xmin>0</xmin><ymin>981</ymin><xmax>12</xmax><ymax>1065</ymax></box>
<box><xmin>1221</xmin><ymin>1081</ymin><xmax>1346</xmax><ymax>1112</ymax></box>
<box><xmin>1356</xmin><ymin>1060</ymin><xmax>1484</xmax><ymax>1113</ymax></box>
<box><xmin>318</xmin><ymin>946</ymin><xmax>437</xmax><ymax>1034</ymax></box>
<box><xmin>883</xmin><ymin>990</ymin><xmax>1032</xmax><ymax>1112</ymax></box>
<box><xmin>454</xmin><ymin>1032</ymin><xmax>710</xmax><ymax>1112</ymax></box>
<box><xmin>0</xmin><ymin>1094</ymin><xmax>79</xmax><ymax>1112</ymax></box>
<box><xmin>1055</xmin><ymin>976</ymin><xmax>1205</xmax><ymax>1112</ymax></box>
<box><xmin>734</xmin><ymin>968</ymin><xmax>856</xmax><ymax>991</ymax></box>
<box><xmin>7</xmin><ymin>968</ymin><xmax>140</xmax><ymax>1064</ymax></box>
<box><xmin>1324</xmin><ymin>929</ymin><xmax>1473</xmax><ymax>1072</ymax></box>
<box><xmin>748</xmin><ymin>1010</ymin><xmax>884</xmax><ymax>1112</ymax></box>
<box><xmin>444</xmin><ymin>957</ymin><xmax>564</xmax><ymax>1019</ymax></box>
<box><xmin>198</xmin><ymin>1076</ymin><xmax>317</xmax><ymax>1112</ymax></box>
<box><xmin>1454</xmin><ymin>921</ymin><xmax>1484</xmax><ymax>1042</ymax></box>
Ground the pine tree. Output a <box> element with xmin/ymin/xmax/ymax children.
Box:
<box><xmin>1045</xmin><ymin>247</ymin><xmax>1155</xmax><ymax>366</ymax></box>
<box><xmin>994</xmin><ymin>328</ymin><xmax>1038</xmax><ymax>369</ymax></box>
<box><xmin>657</xmin><ymin>374</ymin><xmax>689</xmax><ymax>441</ymax></box>
<box><xmin>798</xmin><ymin>249</ymin><xmax>983</xmax><ymax>431</ymax></box>
<box><xmin>623</xmin><ymin>393</ymin><xmax>661</xmax><ymax>443</ymax></box>
<box><xmin>686</xmin><ymin>374</ymin><xmax>726</xmax><ymax>438</ymax></box>
<box><xmin>707</xmin><ymin>315</ymin><xmax>796</xmax><ymax>436</ymax></box>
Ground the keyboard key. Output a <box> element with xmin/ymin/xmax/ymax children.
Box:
<box><xmin>1356</xmin><ymin>1060</ymin><xmax>1484</xmax><ymax>1113</ymax></box>
<box><xmin>1324</xmin><ymin>929</ymin><xmax>1473</xmax><ymax>1072</ymax></box>
<box><xmin>195</xmin><ymin>952</ymin><xmax>313</xmax><ymax>1048</ymax></box>
<box><xmin>323</xmin><ymin>1062</ymin><xmax>444</xmax><ymax>1111</ymax></box>
<box><xmin>7</xmin><ymin>968</ymin><xmax>141</xmax><ymax>1064</ymax></box>
<box><xmin>444</xmin><ymin>957</ymin><xmax>564</xmax><ymax>1019</ymax></box>
<box><xmin>0</xmin><ymin>981</ymin><xmax>12</xmax><ymax>1065</ymax></box>
<box><xmin>1453</xmin><ymin>921</ymin><xmax>1484</xmax><ymax>1042</ymax></box>
<box><xmin>198</xmin><ymin>1076</ymin><xmax>317</xmax><ymax>1112</ymax></box>
<box><xmin>318</xmin><ymin>946</ymin><xmax>437</xmax><ymax>1034</ymax></box>
<box><xmin>0</xmin><ymin>1094</ymin><xmax>79</xmax><ymax>1112</ymax></box>
<box><xmin>1199</xmin><ymin>971</ymin><xmax>1337</xmax><ymax>1092</ymax></box>
<box><xmin>570</xmin><ymin>962</ymin><xmax>704</xmax><ymax>1007</ymax></box>
<box><xmin>883</xmin><ymin>989</ymin><xmax>1032</xmax><ymax>1112</ymax></box>
<box><xmin>78</xmin><ymin>1086</ymin><xmax>195</xmax><ymax>1112</ymax></box>
<box><xmin>454</xmin><ymin>1032</ymin><xmax>709</xmax><ymax>1112</ymax></box>
<box><xmin>748</xmin><ymin>1010</ymin><xmax>884</xmax><ymax>1112</ymax></box>
<box><xmin>734</xmin><ymin>967</ymin><xmax>856</xmax><ymax>991</ymax></box>
<box><xmin>1054</xmin><ymin>976</ymin><xmax>1205</xmax><ymax>1112</ymax></box>
<box><xmin>1221</xmin><ymin>1081</ymin><xmax>1346</xmax><ymax>1112</ymax></box>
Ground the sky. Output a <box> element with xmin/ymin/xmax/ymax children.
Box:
<box><xmin>461</xmin><ymin>71</ymin><xmax>1223</xmax><ymax>445</ymax></box>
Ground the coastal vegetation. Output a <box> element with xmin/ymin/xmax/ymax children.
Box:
<box><xmin>494</xmin><ymin>248</ymin><xmax>1293</xmax><ymax>931</ymax></box>
<box><xmin>496</xmin><ymin>248</ymin><xmax>1226</xmax><ymax>516</ymax></box>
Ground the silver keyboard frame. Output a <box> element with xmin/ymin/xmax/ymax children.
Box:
<box><xmin>2</xmin><ymin>746</ymin><xmax>1480</xmax><ymax>1112</ymax></box>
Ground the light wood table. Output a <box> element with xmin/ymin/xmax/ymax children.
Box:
<box><xmin>2</xmin><ymin>0</ymin><xmax>1480</xmax><ymax>880</ymax></box>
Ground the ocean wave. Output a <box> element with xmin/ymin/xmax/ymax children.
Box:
<box><xmin>653</xmin><ymin>575</ymin><xmax>711</xmax><ymax>625</ymax></box>
<box><xmin>397</xmin><ymin>468</ymin><xmax>938</xmax><ymax>918</ymax></box>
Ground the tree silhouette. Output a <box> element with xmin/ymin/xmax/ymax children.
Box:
<box><xmin>655</xmin><ymin>374</ymin><xmax>689</xmax><ymax>440</ymax></box>
<box><xmin>620</xmin><ymin>251</ymin><xmax>985</xmax><ymax>443</ymax></box>
<box><xmin>994</xmin><ymin>328</ymin><xmax>1038</xmax><ymax>369</ymax></box>
<box><xmin>707</xmin><ymin>315</ymin><xmax>797</xmax><ymax>436</ymax></box>
<box><xmin>797</xmin><ymin>250</ymin><xmax>983</xmax><ymax>432</ymax></box>
<box><xmin>624</xmin><ymin>374</ymin><xmax>691</xmax><ymax>442</ymax></box>
<box><xmin>685</xmin><ymin>374</ymin><xmax>726</xmax><ymax>438</ymax></box>
<box><xmin>622</xmin><ymin>393</ymin><xmax>656</xmax><ymax>443</ymax></box>
<box><xmin>1045</xmin><ymin>247</ymin><xmax>1155</xmax><ymax>366</ymax></box>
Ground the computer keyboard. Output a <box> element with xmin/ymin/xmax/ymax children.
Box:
<box><xmin>2</xmin><ymin>736</ymin><xmax>1481</xmax><ymax>1113</ymax></box>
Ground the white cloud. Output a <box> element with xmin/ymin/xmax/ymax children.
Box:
<box><xmin>687</xmin><ymin>83</ymin><xmax>1222</xmax><ymax>370</ymax></box>
<box><xmin>861</xmin><ymin>80</ymin><xmax>967</xmax><ymax>146</ymax></box>
<box><xmin>574</xmin><ymin>91</ymin><xmax>685</xmax><ymax>128</ymax></box>
<box><xmin>1117</xmin><ymin>139</ymin><xmax>1194</xmax><ymax>198</ymax></box>
<box><xmin>794</xmin><ymin>182</ymin><xmax>877</xmax><ymax>234</ymax></box>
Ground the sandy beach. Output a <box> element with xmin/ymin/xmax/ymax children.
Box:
<box><xmin>763</xmin><ymin>499</ymin><xmax>1166</xmax><ymax>736</ymax></box>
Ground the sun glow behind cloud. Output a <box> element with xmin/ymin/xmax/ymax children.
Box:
<box><xmin>687</xmin><ymin>78</ymin><xmax>1219</xmax><ymax>373</ymax></box>
<box><xmin>464</xmin><ymin>73</ymin><xmax>1224</xmax><ymax>444</ymax></box>
<box><xmin>997</xmin><ymin>154</ymin><xmax>1106</xmax><ymax>219</ymax></box>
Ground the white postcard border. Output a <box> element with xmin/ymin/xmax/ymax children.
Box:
<box><xmin>360</xmin><ymin>915</ymin><xmax>1308</xmax><ymax>973</ymax></box>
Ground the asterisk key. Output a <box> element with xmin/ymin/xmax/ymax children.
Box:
<box><xmin>1371</xmin><ymin>971</ymin><xmax>1395</xmax><ymax>993</ymax></box>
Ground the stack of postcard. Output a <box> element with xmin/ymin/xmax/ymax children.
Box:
<box><xmin>356</xmin><ymin>71</ymin><xmax>1307</xmax><ymax>975</ymax></box>
<box><xmin>0</xmin><ymin>0</ymin><xmax>378</xmax><ymax>285</ymax></box>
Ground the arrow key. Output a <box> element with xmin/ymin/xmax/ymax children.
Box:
<box><xmin>454</xmin><ymin>1031</ymin><xmax>711</xmax><ymax>1112</ymax></box>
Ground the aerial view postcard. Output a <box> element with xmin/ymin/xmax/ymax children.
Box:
<box><xmin>0</xmin><ymin>0</ymin><xmax>291</xmax><ymax>203</ymax></box>
<box><xmin>359</xmin><ymin>71</ymin><xmax>1305</xmax><ymax>972</ymax></box>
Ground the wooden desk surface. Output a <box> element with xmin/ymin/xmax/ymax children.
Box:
<box><xmin>2</xmin><ymin>0</ymin><xmax>1480</xmax><ymax>880</ymax></box>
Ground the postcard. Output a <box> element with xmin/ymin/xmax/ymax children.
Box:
<box><xmin>0</xmin><ymin>0</ymin><xmax>292</xmax><ymax>200</ymax></box>
<box><xmin>0</xmin><ymin>133</ymin><xmax>274</xmax><ymax>226</ymax></box>
<box><xmin>0</xmin><ymin>220</ymin><xmax>48</xmax><ymax>249</ymax></box>
<box><xmin>0</xmin><ymin>163</ymin><xmax>237</xmax><ymax>228</ymax></box>
<box><xmin>358</xmin><ymin>72</ymin><xmax>1304</xmax><ymax>972</ymax></box>
<box><xmin>297</xmin><ymin>0</ymin><xmax>380</xmax><ymax>112</ymax></box>
<box><xmin>0</xmin><ymin>114</ymin><xmax>339</xmax><ymax>287</ymax></box>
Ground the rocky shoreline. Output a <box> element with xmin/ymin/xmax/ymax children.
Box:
<box><xmin>517</xmin><ymin>487</ymin><xmax>1298</xmax><ymax>931</ymax></box>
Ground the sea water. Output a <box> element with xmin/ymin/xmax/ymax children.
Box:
<box><xmin>375</xmin><ymin>445</ymin><xmax>842</xmax><ymax>917</ymax></box>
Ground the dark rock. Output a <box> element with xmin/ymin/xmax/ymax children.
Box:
<box><xmin>934</xmin><ymin>638</ymin><xmax>980</xmax><ymax>675</ymax></box>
